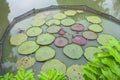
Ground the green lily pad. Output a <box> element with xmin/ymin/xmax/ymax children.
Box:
<box><xmin>18</xmin><ymin>41</ymin><xmax>39</xmax><ymax>54</ymax></box>
<box><xmin>87</xmin><ymin>16</ymin><xmax>101</xmax><ymax>23</ymax></box>
<box><xmin>97</xmin><ymin>34</ymin><xmax>116</xmax><ymax>45</ymax></box>
<box><xmin>88</xmin><ymin>24</ymin><xmax>103</xmax><ymax>32</ymax></box>
<box><xmin>36</xmin><ymin>33</ymin><xmax>55</xmax><ymax>45</ymax></box>
<box><xmin>33</xmin><ymin>13</ymin><xmax>46</xmax><ymax>19</ymax></box>
<box><xmin>41</xmin><ymin>59</ymin><xmax>66</xmax><ymax>73</ymax></box>
<box><xmin>66</xmin><ymin>65</ymin><xmax>84</xmax><ymax>80</ymax></box>
<box><xmin>82</xmin><ymin>31</ymin><xmax>98</xmax><ymax>40</ymax></box>
<box><xmin>35</xmin><ymin>46</ymin><xmax>55</xmax><ymax>61</ymax></box>
<box><xmin>31</xmin><ymin>18</ymin><xmax>45</xmax><ymax>26</ymax></box>
<box><xmin>64</xmin><ymin>10</ymin><xmax>77</xmax><ymax>16</ymax></box>
<box><xmin>26</xmin><ymin>27</ymin><xmax>42</xmax><ymax>37</ymax></box>
<box><xmin>76</xmin><ymin>10</ymin><xmax>84</xmax><ymax>13</ymax></box>
<box><xmin>10</xmin><ymin>34</ymin><xmax>27</xmax><ymax>45</ymax></box>
<box><xmin>61</xmin><ymin>18</ymin><xmax>75</xmax><ymax>26</ymax></box>
<box><xmin>84</xmin><ymin>47</ymin><xmax>103</xmax><ymax>61</ymax></box>
<box><xmin>16</xmin><ymin>56</ymin><xmax>35</xmax><ymax>69</ymax></box>
<box><xmin>53</xmin><ymin>13</ymin><xmax>66</xmax><ymax>20</ymax></box>
<box><xmin>63</xmin><ymin>43</ymin><xmax>83</xmax><ymax>59</ymax></box>
<box><xmin>47</xmin><ymin>25</ymin><xmax>61</xmax><ymax>34</ymax></box>
<box><xmin>46</xmin><ymin>19</ymin><xmax>60</xmax><ymax>26</ymax></box>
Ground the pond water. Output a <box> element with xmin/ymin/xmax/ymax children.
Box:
<box><xmin>0</xmin><ymin>0</ymin><xmax>120</xmax><ymax>74</ymax></box>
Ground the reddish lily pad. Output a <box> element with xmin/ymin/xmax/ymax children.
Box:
<box><xmin>82</xmin><ymin>31</ymin><xmax>98</xmax><ymax>40</ymax></box>
<box><xmin>58</xmin><ymin>29</ymin><xmax>67</xmax><ymax>35</ymax></box>
<box><xmin>54</xmin><ymin>36</ymin><xmax>68</xmax><ymax>47</ymax></box>
<box><xmin>72</xmin><ymin>36</ymin><xmax>87</xmax><ymax>45</ymax></box>
<box><xmin>70</xmin><ymin>23</ymin><xmax>84</xmax><ymax>32</ymax></box>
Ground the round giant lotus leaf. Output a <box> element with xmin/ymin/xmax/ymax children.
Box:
<box><xmin>41</xmin><ymin>59</ymin><xmax>66</xmax><ymax>73</ymax></box>
<box><xmin>35</xmin><ymin>46</ymin><xmax>55</xmax><ymax>61</ymax></box>
<box><xmin>10</xmin><ymin>34</ymin><xmax>27</xmax><ymax>46</ymax></box>
<box><xmin>18</xmin><ymin>41</ymin><xmax>39</xmax><ymax>54</ymax></box>
<box><xmin>63</xmin><ymin>43</ymin><xmax>83</xmax><ymax>59</ymax></box>
<box><xmin>36</xmin><ymin>33</ymin><xmax>55</xmax><ymax>45</ymax></box>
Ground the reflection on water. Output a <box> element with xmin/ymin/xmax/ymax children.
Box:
<box><xmin>0</xmin><ymin>0</ymin><xmax>10</xmax><ymax>39</ymax></box>
<box><xmin>57</xmin><ymin>0</ymin><xmax>108</xmax><ymax>12</ymax></box>
<box><xmin>113</xmin><ymin>0</ymin><xmax>120</xmax><ymax>19</ymax></box>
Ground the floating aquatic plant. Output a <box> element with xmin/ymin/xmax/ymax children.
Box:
<box><xmin>63</xmin><ymin>43</ymin><xmax>83</xmax><ymax>59</ymax></box>
<box><xmin>54</xmin><ymin>36</ymin><xmax>68</xmax><ymax>47</ymax></box>
<box><xmin>18</xmin><ymin>41</ymin><xmax>39</xmax><ymax>54</ymax></box>
<box><xmin>82</xmin><ymin>30</ymin><xmax>98</xmax><ymax>40</ymax></box>
<box><xmin>35</xmin><ymin>46</ymin><xmax>55</xmax><ymax>61</ymax></box>
<box><xmin>38</xmin><ymin>69</ymin><xmax>67</xmax><ymax>80</ymax></box>
<box><xmin>10</xmin><ymin>33</ymin><xmax>27</xmax><ymax>46</ymax></box>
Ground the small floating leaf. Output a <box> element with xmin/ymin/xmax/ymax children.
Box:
<box><xmin>70</xmin><ymin>23</ymin><xmax>84</xmax><ymax>32</ymax></box>
<box><xmin>87</xmin><ymin>16</ymin><xmax>101</xmax><ymax>23</ymax></box>
<box><xmin>36</xmin><ymin>33</ymin><xmax>55</xmax><ymax>45</ymax></box>
<box><xmin>46</xmin><ymin>19</ymin><xmax>60</xmax><ymax>26</ymax></box>
<box><xmin>84</xmin><ymin>47</ymin><xmax>102</xmax><ymax>61</ymax></box>
<box><xmin>41</xmin><ymin>59</ymin><xmax>66</xmax><ymax>73</ymax></box>
<box><xmin>64</xmin><ymin>10</ymin><xmax>77</xmax><ymax>16</ymax></box>
<box><xmin>82</xmin><ymin>31</ymin><xmax>98</xmax><ymax>40</ymax></box>
<box><xmin>26</xmin><ymin>27</ymin><xmax>42</xmax><ymax>37</ymax></box>
<box><xmin>35</xmin><ymin>46</ymin><xmax>55</xmax><ymax>61</ymax></box>
<box><xmin>31</xmin><ymin>18</ymin><xmax>45</xmax><ymax>26</ymax></box>
<box><xmin>97</xmin><ymin>34</ymin><xmax>116</xmax><ymax>45</ymax></box>
<box><xmin>66</xmin><ymin>65</ymin><xmax>84</xmax><ymax>80</ymax></box>
<box><xmin>76</xmin><ymin>10</ymin><xmax>84</xmax><ymax>13</ymax></box>
<box><xmin>61</xmin><ymin>18</ymin><xmax>75</xmax><ymax>26</ymax></box>
<box><xmin>58</xmin><ymin>29</ymin><xmax>67</xmax><ymax>35</ymax></box>
<box><xmin>16</xmin><ymin>56</ymin><xmax>35</xmax><ymax>69</ymax></box>
<box><xmin>47</xmin><ymin>25</ymin><xmax>61</xmax><ymax>34</ymax></box>
<box><xmin>63</xmin><ymin>43</ymin><xmax>83</xmax><ymax>59</ymax></box>
<box><xmin>53</xmin><ymin>13</ymin><xmax>66</xmax><ymax>20</ymax></box>
<box><xmin>18</xmin><ymin>41</ymin><xmax>39</xmax><ymax>54</ymax></box>
<box><xmin>10</xmin><ymin>34</ymin><xmax>27</xmax><ymax>45</ymax></box>
<box><xmin>88</xmin><ymin>24</ymin><xmax>103</xmax><ymax>32</ymax></box>
<box><xmin>54</xmin><ymin>36</ymin><xmax>68</xmax><ymax>47</ymax></box>
<box><xmin>72</xmin><ymin>36</ymin><xmax>87</xmax><ymax>45</ymax></box>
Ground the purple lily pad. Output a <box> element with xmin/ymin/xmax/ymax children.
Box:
<box><xmin>54</xmin><ymin>36</ymin><xmax>68</xmax><ymax>47</ymax></box>
<box><xmin>58</xmin><ymin>29</ymin><xmax>67</xmax><ymax>35</ymax></box>
<box><xmin>70</xmin><ymin>23</ymin><xmax>84</xmax><ymax>32</ymax></box>
<box><xmin>72</xmin><ymin>36</ymin><xmax>87</xmax><ymax>45</ymax></box>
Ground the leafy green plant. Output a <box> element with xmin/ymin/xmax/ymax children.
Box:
<box><xmin>0</xmin><ymin>68</ymin><xmax>67</xmax><ymax>80</ymax></box>
<box><xmin>82</xmin><ymin>39</ymin><xmax>120</xmax><ymax>80</ymax></box>
<box><xmin>38</xmin><ymin>69</ymin><xmax>67</xmax><ymax>80</ymax></box>
<box><xmin>0</xmin><ymin>69</ymin><xmax>35</xmax><ymax>80</ymax></box>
